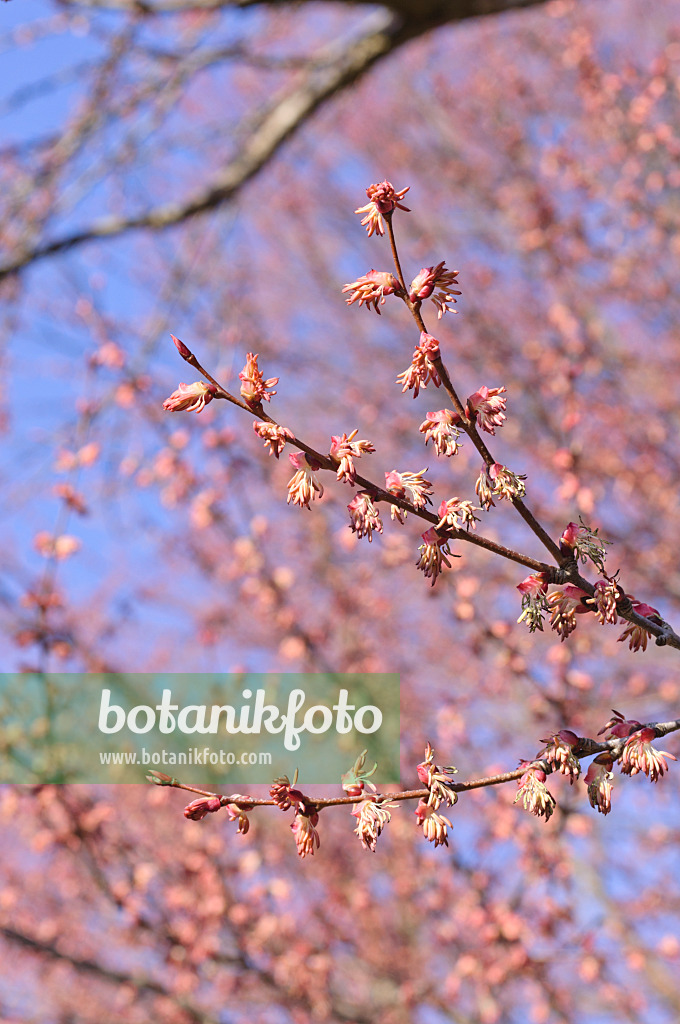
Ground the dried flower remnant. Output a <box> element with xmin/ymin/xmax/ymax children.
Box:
<box><xmin>239</xmin><ymin>352</ymin><xmax>279</xmax><ymax>408</ymax></box>
<box><xmin>163</xmin><ymin>380</ymin><xmax>217</xmax><ymax>414</ymax></box>
<box><xmin>475</xmin><ymin>462</ymin><xmax>526</xmax><ymax>509</ymax></box>
<box><xmin>253</xmin><ymin>421</ymin><xmax>294</xmax><ymax>459</ymax></box>
<box><xmin>618</xmin><ymin>727</ymin><xmax>676</xmax><ymax>782</ymax></box>
<box><xmin>420</xmin><ymin>409</ymin><xmax>462</xmax><ymax>457</ymax></box>
<box><xmin>617</xmin><ymin>601</ymin><xmax>661</xmax><ymax>653</ymax></box>
<box><xmin>417</xmin><ymin>742</ymin><xmax>459</xmax><ymax>809</ymax></box>
<box><xmin>354</xmin><ymin>180</ymin><xmax>410</xmax><ymax>237</ymax></box>
<box><xmin>329</xmin><ymin>430</ymin><xmax>376</xmax><ymax>484</ymax></box>
<box><xmin>559</xmin><ymin>520</ymin><xmax>609</xmax><ymax>574</ymax></box>
<box><xmin>466</xmin><ymin>386</ymin><xmax>507</xmax><ymax>435</ymax></box>
<box><xmin>416</xmin><ymin>527</ymin><xmax>455</xmax><ymax>586</ymax></box>
<box><xmin>514</xmin><ymin>762</ymin><xmax>556</xmax><ymax>821</ymax></box>
<box><xmin>184</xmin><ymin>796</ymin><xmax>222</xmax><ymax>821</ymax></box>
<box><xmin>352</xmin><ymin>799</ymin><xmax>394</xmax><ymax>852</ymax></box>
<box><xmin>291</xmin><ymin>809</ymin><xmax>320</xmax><ymax>859</ymax></box>
<box><xmin>584</xmin><ymin>755</ymin><xmax>615</xmax><ymax>815</ymax></box>
<box><xmin>548</xmin><ymin>585</ymin><xmax>590</xmax><ymax>641</ymax></box>
<box><xmin>409</xmin><ymin>261</ymin><xmax>461</xmax><ymax>318</ymax></box>
<box><xmin>397</xmin><ymin>333</ymin><xmax>442</xmax><ymax>398</ymax></box>
<box><xmin>436</xmin><ymin>497</ymin><xmax>479</xmax><ymax>533</ymax></box>
<box><xmin>287</xmin><ymin>452</ymin><xmax>324</xmax><ymax>510</ymax></box>
<box><xmin>540</xmin><ymin>730</ymin><xmax>581</xmax><ymax>783</ymax></box>
<box><xmin>342</xmin><ymin>270</ymin><xmax>402</xmax><ymax>314</ymax></box>
<box><xmin>415</xmin><ymin>798</ymin><xmax>452</xmax><ymax>848</ymax></box>
<box><xmin>347</xmin><ymin>491</ymin><xmax>383</xmax><ymax>542</ymax></box>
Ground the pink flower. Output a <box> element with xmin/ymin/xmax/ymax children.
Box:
<box><xmin>342</xmin><ymin>269</ymin><xmax>401</xmax><ymax>314</ymax></box>
<box><xmin>514</xmin><ymin>763</ymin><xmax>556</xmax><ymax>820</ymax></box>
<box><xmin>475</xmin><ymin>462</ymin><xmax>526</xmax><ymax>509</ymax></box>
<box><xmin>225</xmin><ymin>800</ymin><xmax>251</xmax><ymax>834</ymax></box>
<box><xmin>269</xmin><ymin>774</ymin><xmax>313</xmax><ymax>813</ymax></box>
<box><xmin>539</xmin><ymin>730</ymin><xmax>581</xmax><ymax>783</ymax></box>
<box><xmin>347</xmin><ymin>491</ymin><xmax>383</xmax><ymax>542</ymax></box>
<box><xmin>239</xmin><ymin>352</ymin><xmax>278</xmax><ymax>407</ymax></box>
<box><xmin>163</xmin><ymin>380</ymin><xmax>217</xmax><ymax>414</ymax></box>
<box><xmin>617</xmin><ymin>600</ymin><xmax>661</xmax><ymax>652</ymax></box>
<box><xmin>547</xmin><ymin>585</ymin><xmax>590</xmax><ymax>641</ymax></box>
<box><xmin>184</xmin><ymin>796</ymin><xmax>222</xmax><ymax>820</ymax></box>
<box><xmin>436</xmin><ymin>497</ymin><xmax>479</xmax><ymax>533</ymax></box>
<box><xmin>416</xmin><ymin>527</ymin><xmax>455</xmax><ymax>586</ymax></box>
<box><xmin>415</xmin><ymin>798</ymin><xmax>452</xmax><ymax>847</ymax></box>
<box><xmin>409</xmin><ymin>261</ymin><xmax>461</xmax><ymax>319</ymax></box>
<box><xmin>598</xmin><ymin>710</ymin><xmax>642</xmax><ymax>740</ymax></box>
<box><xmin>384</xmin><ymin>469</ymin><xmax>433</xmax><ymax>511</ymax></box>
<box><xmin>291</xmin><ymin>810</ymin><xmax>320</xmax><ymax>858</ymax></box>
<box><xmin>351</xmin><ymin>799</ymin><xmax>394</xmax><ymax>852</ymax></box>
<box><xmin>416</xmin><ymin>742</ymin><xmax>458</xmax><ymax>808</ymax></box>
<box><xmin>170</xmin><ymin>333</ymin><xmax>193</xmax><ymax>360</ymax></box>
<box><xmin>354</xmin><ymin>180</ymin><xmax>410</xmax><ymax>236</ymax></box>
<box><xmin>618</xmin><ymin>727</ymin><xmax>676</xmax><ymax>782</ymax></box>
<box><xmin>516</xmin><ymin>572</ymin><xmax>550</xmax><ymax>633</ymax></box>
<box><xmin>287</xmin><ymin>452</ymin><xmax>324</xmax><ymax>509</ymax></box>
<box><xmin>419</xmin><ymin>409</ymin><xmax>462</xmax><ymax>457</ymax></box>
<box><xmin>253</xmin><ymin>421</ymin><xmax>294</xmax><ymax>458</ymax></box>
<box><xmin>466</xmin><ymin>386</ymin><xmax>507</xmax><ymax>435</ymax></box>
<box><xmin>396</xmin><ymin>333</ymin><xmax>441</xmax><ymax>398</ymax></box>
<box><xmin>584</xmin><ymin>755</ymin><xmax>614</xmax><ymax>815</ymax></box>
<box><xmin>329</xmin><ymin>429</ymin><xmax>375</xmax><ymax>484</ymax></box>
<box><xmin>588</xmin><ymin>578</ymin><xmax>620</xmax><ymax>624</ymax></box>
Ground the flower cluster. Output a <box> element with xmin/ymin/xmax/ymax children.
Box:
<box><xmin>415</xmin><ymin>527</ymin><xmax>455</xmax><ymax>586</ymax></box>
<box><xmin>475</xmin><ymin>462</ymin><xmax>526</xmax><ymax>509</ymax></box>
<box><xmin>408</xmin><ymin>261</ymin><xmax>461</xmax><ymax>319</ymax></box>
<box><xmin>330</xmin><ymin>430</ymin><xmax>375</xmax><ymax>484</ymax></box>
<box><xmin>354</xmin><ymin>180</ymin><xmax>410</xmax><ymax>236</ymax></box>
<box><xmin>419</xmin><ymin>408</ymin><xmax>462</xmax><ymax>457</ymax></box>
<box><xmin>163</xmin><ymin>380</ymin><xmax>217</xmax><ymax>414</ymax></box>
<box><xmin>384</xmin><ymin>469</ymin><xmax>433</xmax><ymax>523</ymax></box>
<box><xmin>547</xmin><ymin>585</ymin><xmax>589</xmax><ymax>641</ymax></box>
<box><xmin>436</xmin><ymin>497</ymin><xmax>479</xmax><ymax>533</ymax></box>
<box><xmin>618</xmin><ymin>727</ymin><xmax>676</xmax><ymax>782</ymax></box>
<box><xmin>516</xmin><ymin>572</ymin><xmax>549</xmax><ymax>632</ymax></box>
<box><xmin>342</xmin><ymin>270</ymin><xmax>402</xmax><ymax>314</ymax></box>
<box><xmin>539</xmin><ymin>730</ymin><xmax>581</xmax><ymax>783</ymax></box>
<box><xmin>514</xmin><ymin>762</ymin><xmax>556</xmax><ymax>820</ymax></box>
<box><xmin>466</xmin><ymin>386</ymin><xmax>507</xmax><ymax>435</ymax></box>
<box><xmin>239</xmin><ymin>352</ymin><xmax>279</xmax><ymax>408</ymax></box>
<box><xmin>559</xmin><ymin>520</ymin><xmax>609</xmax><ymax>574</ymax></box>
<box><xmin>291</xmin><ymin>809</ymin><xmax>320</xmax><ymax>858</ymax></box>
<box><xmin>253</xmin><ymin>421</ymin><xmax>294</xmax><ymax>458</ymax></box>
<box><xmin>347</xmin><ymin>491</ymin><xmax>383</xmax><ymax>542</ymax></box>
<box><xmin>397</xmin><ymin>333</ymin><xmax>441</xmax><ymax>398</ymax></box>
<box><xmin>588</xmin><ymin>578</ymin><xmax>620</xmax><ymax>624</ymax></box>
<box><xmin>287</xmin><ymin>452</ymin><xmax>324</xmax><ymax>509</ymax></box>
<box><xmin>584</xmin><ymin>755</ymin><xmax>614</xmax><ymax>815</ymax></box>
<box><xmin>617</xmin><ymin>600</ymin><xmax>661</xmax><ymax>652</ymax></box>
<box><xmin>416</xmin><ymin>742</ymin><xmax>459</xmax><ymax>810</ymax></box>
<box><xmin>414</xmin><ymin>799</ymin><xmax>452</xmax><ymax>848</ymax></box>
<box><xmin>352</xmin><ymin>799</ymin><xmax>394</xmax><ymax>853</ymax></box>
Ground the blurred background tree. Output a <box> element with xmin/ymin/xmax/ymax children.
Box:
<box><xmin>1</xmin><ymin>0</ymin><xmax>680</xmax><ymax>1021</ymax></box>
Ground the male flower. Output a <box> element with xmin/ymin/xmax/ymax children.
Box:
<box><xmin>539</xmin><ymin>730</ymin><xmax>581</xmax><ymax>783</ymax></box>
<box><xmin>330</xmin><ymin>430</ymin><xmax>375</xmax><ymax>484</ymax></box>
<box><xmin>163</xmin><ymin>381</ymin><xmax>217</xmax><ymax>414</ymax></box>
<box><xmin>416</xmin><ymin>527</ymin><xmax>454</xmax><ymax>586</ymax></box>
<box><xmin>355</xmin><ymin>180</ymin><xmax>410</xmax><ymax>236</ymax></box>
<box><xmin>547</xmin><ymin>585</ymin><xmax>590</xmax><ymax>641</ymax></box>
<box><xmin>397</xmin><ymin>333</ymin><xmax>441</xmax><ymax>398</ymax></box>
<box><xmin>347</xmin><ymin>491</ymin><xmax>383</xmax><ymax>542</ymax></box>
<box><xmin>384</xmin><ymin>469</ymin><xmax>433</xmax><ymax>514</ymax></box>
<box><xmin>342</xmin><ymin>270</ymin><xmax>402</xmax><ymax>314</ymax></box>
<box><xmin>466</xmin><ymin>386</ymin><xmax>507</xmax><ymax>435</ymax></box>
<box><xmin>584</xmin><ymin>755</ymin><xmax>615</xmax><ymax>815</ymax></box>
<box><xmin>516</xmin><ymin>572</ymin><xmax>549</xmax><ymax>633</ymax></box>
<box><xmin>253</xmin><ymin>422</ymin><xmax>294</xmax><ymax>459</ymax></box>
<box><xmin>514</xmin><ymin>762</ymin><xmax>556</xmax><ymax>820</ymax></box>
<box><xmin>475</xmin><ymin>462</ymin><xmax>526</xmax><ymax>509</ymax></box>
<box><xmin>352</xmin><ymin>799</ymin><xmax>394</xmax><ymax>853</ymax></box>
<box><xmin>287</xmin><ymin>452</ymin><xmax>324</xmax><ymax>509</ymax></box>
<box><xmin>291</xmin><ymin>809</ymin><xmax>320</xmax><ymax>858</ymax></box>
<box><xmin>436</xmin><ymin>497</ymin><xmax>479</xmax><ymax>533</ymax></box>
<box><xmin>617</xmin><ymin>600</ymin><xmax>661</xmax><ymax>653</ymax></box>
<box><xmin>420</xmin><ymin>409</ymin><xmax>462</xmax><ymax>457</ymax></box>
<box><xmin>415</xmin><ymin>798</ymin><xmax>452</xmax><ymax>848</ymax></box>
<box><xmin>618</xmin><ymin>727</ymin><xmax>676</xmax><ymax>782</ymax></box>
<box><xmin>239</xmin><ymin>352</ymin><xmax>278</xmax><ymax>408</ymax></box>
<box><xmin>409</xmin><ymin>261</ymin><xmax>461</xmax><ymax>319</ymax></box>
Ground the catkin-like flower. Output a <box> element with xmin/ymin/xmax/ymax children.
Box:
<box><xmin>618</xmin><ymin>727</ymin><xmax>676</xmax><ymax>782</ymax></box>
<box><xmin>351</xmin><ymin>799</ymin><xmax>394</xmax><ymax>852</ymax></box>
<box><xmin>415</xmin><ymin>798</ymin><xmax>452</xmax><ymax>847</ymax></box>
<box><xmin>163</xmin><ymin>381</ymin><xmax>217</xmax><ymax>414</ymax></box>
<box><xmin>436</xmin><ymin>497</ymin><xmax>479</xmax><ymax>533</ymax></box>
<box><xmin>253</xmin><ymin>422</ymin><xmax>294</xmax><ymax>459</ymax></box>
<box><xmin>514</xmin><ymin>763</ymin><xmax>556</xmax><ymax>820</ymax></box>
<box><xmin>287</xmin><ymin>453</ymin><xmax>324</xmax><ymax>509</ymax></box>
<box><xmin>329</xmin><ymin>430</ymin><xmax>375</xmax><ymax>484</ymax></box>
<box><xmin>397</xmin><ymin>333</ymin><xmax>441</xmax><ymax>398</ymax></box>
<box><xmin>547</xmin><ymin>585</ymin><xmax>590</xmax><ymax>641</ymax></box>
<box><xmin>347</xmin><ymin>491</ymin><xmax>383</xmax><ymax>542</ymax></box>
<box><xmin>419</xmin><ymin>409</ymin><xmax>462</xmax><ymax>457</ymax></box>
<box><xmin>416</xmin><ymin>527</ymin><xmax>454</xmax><ymax>586</ymax></box>
<box><xmin>239</xmin><ymin>352</ymin><xmax>278</xmax><ymax>407</ymax></box>
<box><xmin>466</xmin><ymin>386</ymin><xmax>507</xmax><ymax>435</ymax></box>
<box><xmin>409</xmin><ymin>261</ymin><xmax>461</xmax><ymax>318</ymax></box>
<box><xmin>342</xmin><ymin>270</ymin><xmax>402</xmax><ymax>314</ymax></box>
<box><xmin>516</xmin><ymin>572</ymin><xmax>550</xmax><ymax>633</ymax></box>
<box><xmin>354</xmin><ymin>180</ymin><xmax>410</xmax><ymax>236</ymax></box>
<box><xmin>584</xmin><ymin>755</ymin><xmax>614</xmax><ymax>815</ymax></box>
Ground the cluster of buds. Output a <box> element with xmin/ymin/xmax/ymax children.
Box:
<box><xmin>239</xmin><ymin>352</ymin><xmax>279</xmax><ymax>408</ymax></box>
<box><xmin>436</xmin><ymin>497</ymin><xmax>479</xmax><ymax>533</ymax></box>
<box><xmin>354</xmin><ymin>180</ymin><xmax>410</xmax><ymax>237</ymax></box>
<box><xmin>475</xmin><ymin>462</ymin><xmax>526</xmax><ymax>509</ymax></box>
<box><xmin>329</xmin><ymin>430</ymin><xmax>375</xmax><ymax>485</ymax></box>
<box><xmin>397</xmin><ymin>332</ymin><xmax>441</xmax><ymax>398</ymax></box>
<box><xmin>408</xmin><ymin>261</ymin><xmax>461</xmax><ymax>319</ymax></box>
<box><xmin>559</xmin><ymin>521</ymin><xmax>609</xmax><ymax>574</ymax></box>
<box><xmin>347</xmin><ymin>491</ymin><xmax>383</xmax><ymax>542</ymax></box>
<box><xmin>547</xmin><ymin>585</ymin><xmax>590</xmax><ymax>641</ymax></box>
<box><xmin>384</xmin><ymin>469</ymin><xmax>433</xmax><ymax>523</ymax></box>
<box><xmin>514</xmin><ymin>761</ymin><xmax>556</xmax><ymax>821</ymax></box>
<box><xmin>419</xmin><ymin>409</ymin><xmax>462</xmax><ymax>457</ymax></box>
<box><xmin>253</xmin><ymin>421</ymin><xmax>294</xmax><ymax>459</ymax></box>
<box><xmin>287</xmin><ymin>452</ymin><xmax>324</xmax><ymax>509</ymax></box>
<box><xmin>163</xmin><ymin>380</ymin><xmax>217</xmax><ymax>415</ymax></box>
<box><xmin>183</xmin><ymin>793</ymin><xmax>252</xmax><ymax>834</ymax></box>
<box><xmin>415</xmin><ymin>527</ymin><xmax>455</xmax><ymax>586</ymax></box>
<box><xmin>466</xmin><ymin>386</ymin><xmax>507</xmax><ymax>435</ymax></box>
<box><xmin>516</xmin><ymin>572</ymin><xmax>550</xmax><ymax>632</ymax></box>
<box><xmin>539</xmin><ymin>730</ymin><xmax>581</xmax><ymax>784</ymax></box>
<box><xmin>584</xmin><ymin>755</ymin><xmax>615</xmax><ymax>815</ymax></box>
<box><xmin>617</xmin><ymin>600</ymin><xmax>662</xmax><ymax>653</ymax></box>
<box><xmin>342</xmin><ymin>270</ymin><xmax>403</xmax><ymax>314</ymax></box>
